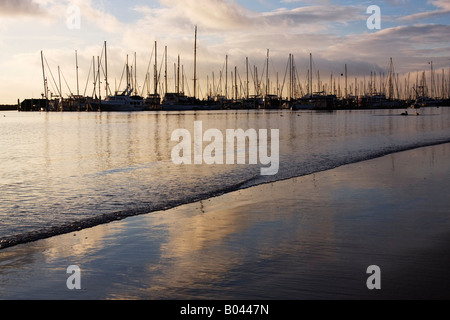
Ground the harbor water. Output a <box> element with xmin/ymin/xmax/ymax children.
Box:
<box><xmin>1</xmin><ymin>108</ymin><xmax>450</xmax><ymax>248</ymax></box>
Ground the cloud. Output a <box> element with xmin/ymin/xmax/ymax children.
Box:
<box><xmin>0</xmin><ymin>0</ymin><xmax>45</xmax><ymax>16</ymax></box>
<box><xmin>326</xmin><ymin>24</ymin><xmax>450</xmax><ymax>73</ymax></box>
<box><xmin>117</xmin><ymin>0</ymin><xmax>367</xmax><ymax>85</ymax></box>
<box><xmin>261</xmin><ymin>5</ymin><xmax>363</xmax><ymax>28</ymax></box>
<box><xmin>75</xmin><ymin>0</ymin><xmax>123</xmax><ymax>33</ymax></box>
<box><xmin>155</xmin><ymin>0</ymin><xmax>252</xmax><ymax>31</ymax></box>
<box><xmin>384</xmin><ymin>0</ymin><xmax>410</xmax><ymax>6</ymax></box>
<box><xmin>281</xmin><ymin>0</ymin><xmax>331</xmax><ymax>4</ymax></box>
<box><xmin>400</xmin><ymin>0</ymin><xmax>450</xmax><ymax>21</ymax></box>
<box><xmin>132</xmin><ymin>0</ymin><xmax>364</xmax><ymax>36</ymax></box>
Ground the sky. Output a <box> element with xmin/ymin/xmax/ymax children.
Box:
<box><xmin>1</xmin><ymin>0</ymin><xmax>450</xmax><ymax>103</ymax></box>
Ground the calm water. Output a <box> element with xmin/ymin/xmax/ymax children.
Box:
<box><xmin>1</xmin><ymin>108</ymin><xmax>450</xmax><ymax>246</ymax></box>
<box><xmin>1</xmin><ymin>143</ymin><xmax>449</xmax><ymax>300</ymax></box>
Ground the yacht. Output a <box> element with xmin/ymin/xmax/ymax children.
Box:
<box><xmin>92</xmin><ymin>88</ymin><xmax>145</xmax><ymax>112</ymax></box>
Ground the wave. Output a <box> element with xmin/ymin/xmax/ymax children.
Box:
<box><xmin>2</xmin><ymin>139</ymin><xmax>450</xmax><ymax>251</ymax></box>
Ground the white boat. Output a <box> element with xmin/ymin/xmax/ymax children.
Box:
<box><xmin>92</xmin><ymin>88</ymin><xmax>145</xmax><ymax>112</ymax></box>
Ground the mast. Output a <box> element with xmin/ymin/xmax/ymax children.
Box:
<box><xmin>330</xmin><ymin>73</ymin><xmax>333</xmax><ymax>96</ymax></box>
<box><xmin>93</xmin><ymin>56</ymin><xmax>96</xmax><ymax>97</ymax></box>
<box><xmin>292</xmin><ymin>57</ymin><xmax>296</xmax><ymax>98</ymax></box>
<box><xmin>310</xmin><ymin>53</ymin><xmax>313</xmax><ymax>98</ymax></box>
<box><xmin>345</xmin><ymin>64</ymin><xmax>348</xmax><ymax>99</ymax></box>
<box><xmin>389</xmin><ymin>57</ymin><xmax>393</xmax><ymax>100</ymax></box>
<box><xmin>194</xmin><ymin>25</ymin><xmax>198</xmax><ymax>100</ymax></box>
<box><xmin>165</xmin><ymin>46</ymin><xmax>168</xmax><ymax>96</ymax></box>
<box><xmin>75</xmin><ymin>50</ymin><xmax>79</xmax><ymax>97</ymax></box>
<box><xmin>126</xmin><ymin>54</ymin><xmax>130</xmax><ymax>92</ymax></box>
<box><xmin>225</xmin><ymin>55</ymin><xmax>228</xmax><ymax>100</ymax></box>
<box><xmin>104</xmin><ymin>41</ymin><xmax>108</xmax><ymax>97</ymax></box>
<box><xmin>182</xmin><ymin>65</ymin><xmax>185</xmax><ymax>94</ymax></box>
<box><xmin>207</xmin><ymin>75</ymin><xmax>210</xmax><ymax>97</ymax></box>
<box><xmin>318</xmin><ymin>70</ymin><xmax>320</xmax><ymax>95</ymax></box>
<box><xmin>213</xmin><ymin>71</ymin><xmax>215</xmax><ymax>97</ymax></box>
<box><xmin>246</xmin><ymin>57</ymin><xmax>249</xmax><ymax>100</ymax></box>
<box><xmin>430</xmin><ymin>60</ymin><xmax>434</xmax><ymax>99</ymax></box>
<box><xmin>266</xmin><ymin>49</ymin><xmax>269</xmax><ymax>98</ymax></box>
<box><xmin>289</xmin><ymin>54</ymin><xmax>292</xmax><ymax>101</ymax></box>
<box><xmin>134</xmin><ymin>52</ymin><xmax>137</xmax><ymax>96</ymax></box>
<box><xmin>174</xmin><ymin>63</ymin><xmax>177</xmax><ymax>92</ymax></box>
<box><xmin>235</xmin><ymin>66</ymin><xmax>238</xmax><ymax>101</ymax></box>
<box><xmin>277</xmin><ymin>72</ymin><xmax>279</xmax><ymax>99</ymax></box>
<box><xmin>255</xmin><ymin>66</ymin><xmax>258</xmax><ymax>96</ymax></box>
<box><xmin>58</xmin><ymin>66</ymin><xmax>62</xmax><ymax>99</ymax></box>
<box><xmin>97</xmin><ymin>56</ymin><xmax>101</xmax><ymax>101</ymax></box>
<box><xmin>154</xmin><ymin>41</ymin><xmax>158</xmax><ymax>96</ymax></box>
<box><xmin>177</xmin><ymin>55</ymin><xmax>180</xmax><ymax>95</ymax></box>
<box><xmin>75</xmin><ymin>50</ymin><xmax>81</xmax><ymax>111</ymax></box>
<box><xmin>40</xmin><ymin>51</ymin><xmax>48</xmax><ymax>104</ymax></box>
<box><xmin>231</xmin><ymin>70</ymin><xmax>234</xmax><ymax>100</ymax></box>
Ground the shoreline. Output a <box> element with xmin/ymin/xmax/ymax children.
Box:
<box><xmin>7</xmin><ymin>104</ymin><xmax>450</xmax><ymax>113</ymax></box>
<box><xmin>1</xmin><ymin>143</ymin><xmax>450</xmax><ymax>300</ymax></box>
<box><xmin>2</xmin><ymin>138</ymin><xmax>450</xmax><ymax>251</ymax></box>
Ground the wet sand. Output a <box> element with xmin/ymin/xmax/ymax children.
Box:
<box><xmin>1</xmin><ymin>143</ymin><xmax>450</xmax><ymax>300</ymax></box>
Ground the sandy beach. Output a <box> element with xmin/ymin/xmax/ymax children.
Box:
<box><xmin>1</xmin><ymin>143</ymin><xmax>450</xmax><ymax>300</ymax></box>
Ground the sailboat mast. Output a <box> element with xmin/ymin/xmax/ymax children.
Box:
<box><xmin>177</xmin><ymin>54</ymin><xmax>180</xmax><ymax>95</ymax></box>
<box><xmin>289</xmin><ymin>54</ymin><xmax>292</xmax><ymax>101</ymax></box>
<box><xmin>58</xmin><ymin>66</ymin><xmax>62</xmax><ymax>99</ymax></box>
<box><xmin>292</xmin><ymin>54</ymin><xmax>295</xmax><ymax>100</ymax></box>
<box><xmin>134</xmin><ymin>52</ymin><xmax>137</xmax><ymax>96</ymax></box>
<box><xmin>235</xmin><ymin>66</ymin><xmax>238</xmax><ymax>101</ymax></box>
<box><xmin>93</xmin><ymin>56</ymin><xmax>96</xmax><ymax>97</ymax></box>
<box><xmin>345</xmin><ymin>64</ymin><xmax>348</xmax><ymax>99</ymax></box>
<box><xmin>154</xmin><ymin>41</ymin><xmax>158</xmax><ymax>96</ymax></box>
<box><xmin>266</xmin><ymin>49</ymin><xmax>269</xmax><ymax>98</ymax></box>
<box><xmin>41</xmin><ymin>51</ymin><xmax>48</xmax><ymax>100</ymax></box>
<box><xmin>126</xmin><ymin>54</ymin><xmax>130</xmax><ymax>92</ymax></box>
<box><xmin>246</xmin><ymin>57</ymin><xmax>249</xmax><ymax>100</ymax></box>
<box><xmin>430</xmin><ymin>60</ymin><xmax>434</xmax><ymax>99</ymax></box>
<box><xmin>104</xmin><ymin>41</ymin><xmax>108</xmax><ymax>97</ymax></box>
<box><xmin>165</xmin><ymin>46</ymin><xmax>168</xmax><ymax>96</ymax></box>
<box><xmin>226</xmin><ymin>55</ymin><xmax>228</xmax><ymax>100</ymax></box>
<box><xmin>389</xmin><ymin>57</ymin><xmax>393</xmax><ymax>100</ymax></box>
<box><xmin>194</xmin><ymin>25</ymin><xmax>198</xmax><ymax>100</ymax></box>
<box><xmin>213</xmin><ymin>71</ymin><xmax>215</xmax><ymax>97</ymax></box>
<box><xmin>309</xmin><ymin>53</ymin><xmax>313</xmax><ymax>98</ymax></box>
<box><xmin>97</xmin><ymin>56</ymin><xmax>101</xmax><ymax>100</ymax></box>
<box><xmin>75</xmin><ymin>50</ymin><xmax>79</xmax><ymax>97</ymax></box>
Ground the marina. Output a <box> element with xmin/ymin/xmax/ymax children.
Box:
<box><xmin>2</xmin><ymin>0</ymin><xmax>450</xmax><ymax>303</ymax></box>
<box><xmin>17</xmin><ymin>28</ymin><xmax>450</xmax><ymax>113</ymax></box>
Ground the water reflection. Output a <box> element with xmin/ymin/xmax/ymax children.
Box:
<box><xmin>1</xmin><ymin>109</ymin><xmax>450</xmax><ymax>245</ymax></box>
<box><xmin>0</xmin><ymin>144</ymin><xmax>450</xmax><ymax>299</ymax></box>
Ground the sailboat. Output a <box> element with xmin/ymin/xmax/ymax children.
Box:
<box><xmin>161</xmin><ymin>26</ymin><xmax>204</xmax><ymax>111</ymax></box>
<box><xmin>89</xmin><ymin>43</ymin><xmax>145</xmax><ymax>112</ymax></box>
<box><xmin>98</xmin><ymin>87</ymin><xmax>145</xmax><ymax>112</ymax></box>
